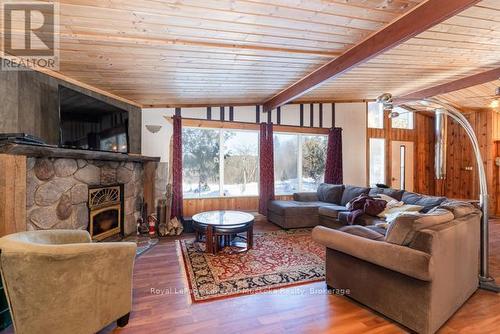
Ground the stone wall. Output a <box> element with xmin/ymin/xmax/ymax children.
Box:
<box><xmin>26</xmin><ymin>157</ymin><xmax>144</xmax><ymax>235</ymax></box>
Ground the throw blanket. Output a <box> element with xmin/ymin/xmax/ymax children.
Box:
<box><xmin>346</xmin><ymin>195</ymin><xmax>387</xmax><ymax>225</ymax></box>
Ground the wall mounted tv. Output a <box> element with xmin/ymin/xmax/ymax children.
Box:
<box><xmin>59</xmin><ymin>86</ymin><xmax>129</xmax><ymax>153</ymax></box>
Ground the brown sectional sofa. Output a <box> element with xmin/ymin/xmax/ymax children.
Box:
<box><xmin>268</xmin><ymin>184</ymin><xmax>482</xmax><ymax>334</ymax></box>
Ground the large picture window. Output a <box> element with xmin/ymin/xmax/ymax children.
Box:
<box><xmin>274</xmin><ymin>133</ymin><xmax>327</xmax><ymax>195</ymax></box>
<box><xmin>274</xmin><ymin>134</ymin><xmax>299</xmax><ymax>195</ymax></box>
<box><xmin>182</xmin><ymin>128</ymin><xmax>220</xmax><ymax>198</ymax></box>
<box><xmin>182</xmin><ymin>128</ymin><xmax>259</xmax><ymax>198</ymax></box>
<box><xmin>182</xmin><ymin>127</ymin><xmax>327</xmax><ymax>198</ymax></box>
<box><xmin>223</xmin><ymin>131</ymin><xmax>259</xmax><ymax>196</ymax></box>
<box><xmin>301</xmin><ymin>135</ymin><xmax>328</xmax><ymax>191</ymax></box>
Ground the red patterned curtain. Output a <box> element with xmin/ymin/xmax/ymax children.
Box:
<box><xmin>324</xmin><ymin>127</ymin><xmax>343</xmax><ymax>184</ymax></box>
<box><xmin>259</xmin><ymin>123</ymin><xmax>275</xmax><ymax>215</ymax></box>
<box><xmin>171</xmin><ymin>115</ymin><xmax>183</xmax><ymax>219</ymax></box>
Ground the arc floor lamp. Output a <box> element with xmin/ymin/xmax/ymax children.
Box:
<box><xmin>376</xmin><ymin>93</ymin><xmax>499</xmax><ymax>293</ymax></box>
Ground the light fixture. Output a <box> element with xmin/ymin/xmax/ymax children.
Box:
<box><xmin>490</xmin><ymin>99</ymin><xmax>499</xmax><ymax>109</ymax></box>
<box><xmin>146</xmin><ymin>125</ymin><xmax>162</xmax><ymax>134</ymax></box>
<box><xmin>376</xmin><ymin>92</ymin><xmax>394</xmax><ymax>112</ymax></box>
<box><xmin>376</xmin><ymin>93</ymin><xmax>499</xmax><ymax>293</ymax></box>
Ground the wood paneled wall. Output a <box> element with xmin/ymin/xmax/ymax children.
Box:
<box><xmin>437</xmin><ymin>109</ymin><xmax>498</xmax><ymax>215</ymax></box>
<box><xmin>366</xmin><ymin>111</ymin><xmax>435</xmax><ymax>195</ymax></box>
<box><xmin>183</xmin><ymin>195</ymin><xmax>293</xmax><ymax>218</ymax></box>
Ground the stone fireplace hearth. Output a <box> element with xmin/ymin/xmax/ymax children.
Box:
<box><xmin>27</xmin><ymin>158</ymin><xmax>143</xmax><ymax>235</ymax></box>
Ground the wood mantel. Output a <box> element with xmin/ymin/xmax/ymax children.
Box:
<box><xmin>0</xmin><ymin>142</ymin><xmax>160</xmax><ymax>163</ymax></box>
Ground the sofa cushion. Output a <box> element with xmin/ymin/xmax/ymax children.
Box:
<box><xmin>385</xmin><ymin>208</ymin><xmax>454</xmax><ymax>246</ymax></box>
<box><xmin>340</xmin><ymin>185</ymin><xmax>370</xmax><ymax>206</ymax></box>
<box><xmin>268</xmin><ymin>200</ymin><xmax>322</xmax><ymax>216</ymax></box>
<box><xmin>338</xmin><ymin>225</ymin><xmax>385</xmax><ymax>241</ymax></box>
<box><xmin>316</xmin><ymin>184</ymin><xmax>344</xmax><ymax>204</ymax></box>
<box><xmin>438</xmin><ymin>200</ymin><xmax>479</xmax><ymax>219</ymax></box>
<box><xmin>318</xmin><ymin>205</ymin><xmax>347</xmax><ymax>219</ymax></box>
<box><xmin>369</xmin><ymin>187</ymin><xmax>405</xmax><ymax>201</ymax></box>
<box><xmin>402</xmin><ymin>192</ymin><xmax>446</xmax><ymax>213</ymax></box>
<box><xmin>338</xmin><ymin>212</ymin><xmax>386</xmax><ymax>226</ymax></box>
<box><xmin>293</xmin><ymin>192</ymin><xmax>319</xmax><ymax>202</ymax></box>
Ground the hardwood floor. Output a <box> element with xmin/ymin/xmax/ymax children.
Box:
<box><xmin>95</xmin><ymin>217</ymin><xmax>500</xmax><ymax>334</ymax></box>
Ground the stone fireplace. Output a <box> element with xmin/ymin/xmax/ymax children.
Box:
<box><xmin>0</xmin><ymin>142</ymin><xmax>163</xmax><ymax>237</ymax></box>
<box><xmin>88</xmin><ymin>185</ymin><xmax>124</xmax><ymax>240</ymax></box>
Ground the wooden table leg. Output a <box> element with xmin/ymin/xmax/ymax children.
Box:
<box><xmin>247</xmin><ymin>224</ymin><xmax>253</xmax><ymax>250</ymax></box>
<box><xmin>206</xmin><ymin>226</ymin><xmax>214</xmax><ymax>254</ymax></box>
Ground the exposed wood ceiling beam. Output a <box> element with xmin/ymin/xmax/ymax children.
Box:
<box><xmin>394</xmin><ymin>67</ymin><xmax>500</xmax><ymax>104</ymax></box>
<box><xmin>143</xmin><ymin>99</ymin><xmax>372</xmax><ymax>109</ymax></box>
<box><xmin>262</xmin><ymin>0</ymin><xmax>481</xmax><ymax>112</ymax></box>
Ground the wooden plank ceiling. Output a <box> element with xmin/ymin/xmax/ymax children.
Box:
<box><xmin>5</xmin><ymin>0</ymin><xmax>500</xmax><ymax>108</ymax></box>
<box><xmin>437</xmin><ymin>80</ymin><xmax>500</xmax><ymax>110</ymax></box>
<box><xmin>299</xmin><ymin>0</ymin><xmax>500</xmax><ymax>103</ymax></box>
<box><xmin>52</xmin><ymin>0</ymin><xmax>424</xmax><ymax>106</ymax></box>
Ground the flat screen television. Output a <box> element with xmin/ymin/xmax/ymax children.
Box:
<box><xmin>59</xmin><ymin>86</ymin><xmax>129</xmax><ymax>153</ymax></box>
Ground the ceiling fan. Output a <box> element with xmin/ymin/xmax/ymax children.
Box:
<box><xmin>472</xmin><ymin>85</ymin><xmax>500</xmax><ymax>109</ymax></box>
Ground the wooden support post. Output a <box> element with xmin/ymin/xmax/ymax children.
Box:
<box><xmin>143</xmin><ymin>161</ymin><xmax>157</xmax><ymax>215</ymax></box>
<box><xmin>0</xmin><ymin>154</ymin><xmax>27</xmax><ymax>237</ymax></box>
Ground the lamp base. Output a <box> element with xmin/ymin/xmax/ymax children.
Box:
<box><xmin>479</xmin><ymin>276</ymin><xmax>500</xmax><ymax>293</ymax></box>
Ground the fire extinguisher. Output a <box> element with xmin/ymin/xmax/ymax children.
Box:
<box><xmin>148</xmin><ymin>214</ymin><xmax>158</xmax><ymax>237</ymax></box>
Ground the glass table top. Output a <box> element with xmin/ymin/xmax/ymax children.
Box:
<box><xmin>192</xmin><ymin>211</ymin><xmax>254</xmax><ymax>226</ymax></box>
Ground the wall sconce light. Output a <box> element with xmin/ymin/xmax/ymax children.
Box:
<box><xmin>145</xmin><ymin>125</ymin><xmax>162</xmax><ymax>134</ymax></box>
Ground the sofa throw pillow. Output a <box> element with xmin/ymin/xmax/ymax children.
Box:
<box><xmin>378</xmin><ymin>204</ymin><xmax>424</xmax><ymax>219</ymax></box>
<box><xmin>341</xmin><ymin>185</ymin><xmax>370</xmax><ymax>206</ymax></box>
<box><xmin>401</xmin><ymin>192</ymin><xmax>447</xmax><ymax>213</ymax></box>
<box><xmin>369</xmin><ymin>188</ymin><xmax>405</xmax><ymax>201</ymax></box>
<box><xmin>385</xmin><ymin>208</ymin><xmax>454</xmax><ymax>246</ymax></box>
<box><xmin>316</xmin><ymin>183</ymin><xmax>344</xmax><ymax>204</ymax></box>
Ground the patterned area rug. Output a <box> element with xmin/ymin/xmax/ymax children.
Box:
<box><xmin>179</xmin><ymin>229</ymin><xmax>325</xmax><ymax>302</ymax></box>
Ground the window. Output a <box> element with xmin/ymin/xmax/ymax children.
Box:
<box><xmin>369</xmin><ymin>138</ymin><xmax>385</xmax><ymax>187</ymax></box>
<box><xmin>274</xmin><ymin>133</ymin><xmax>327</xmax><ymax>195</ymax></box>
<box><xmin>182</xmin><ymin>128</ymin><xmax>220</xmax><ymax>198</ymax></box>
<box><xmin>223</xmin><ymin>131</ymin><xmax>259</xmax><ymax>196</ymax></box>
<box><xmin>367</xmin><ymin>102</ymin><xmax>384</xmax><ymax>129</ymax></box>
<box><xmin>391</xmin><ymin>107</ymin><xmax>414</xmax><ymax>129</ymax></box>
<box><xmin>274</xmin><ymin>134</ymin><xmax>299</xmax><ymax>195</ymax></box>
<box><xmin>301</xmin><ymin>135</ymin><xmax>328</xmax><ymax>191</ymax></box>
<box><xmin>399</xmin><ymin>145</ymin><xmax>406</xmax><ymax>190</ymax></box>
<box><xmin>182</xmin><ymin>128</ymin><xmax>259</xmax><ymax>198</ymax></box>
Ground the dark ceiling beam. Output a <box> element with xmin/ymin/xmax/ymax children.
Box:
<box><xmin>394</xmin><ymin>67</ymin><xmax>500</xmax><ymax>104</ymax></box>
<box><xmin>262</xmin><ymin>0</ymin><xmax>481</xmax><ymax>112</ymax></box>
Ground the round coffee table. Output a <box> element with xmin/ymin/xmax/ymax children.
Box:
<box><xmin>192</xmin><ymin>211</ymin><xmax>254</xmax><ymax>254</ymax></box>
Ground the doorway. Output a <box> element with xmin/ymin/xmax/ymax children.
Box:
<box><xmin>391</xmin><ymin>141</ymin><xmax>414</xmax><ymax>191</ymax></box>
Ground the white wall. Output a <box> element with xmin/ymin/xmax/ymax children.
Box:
<box><xmin>141</xmin><ymin>108</ymin><xmax>174</xmax><ymax>163</ymax></box>
<box><xmin>335</xmin><ymin>103</ymin><xmax>367</xmax><ymax>186</ymax></box>
<box><xmin>141</xmin><ymin>102</ymin><xmax>367</xmax><ymax>186</ymax></box>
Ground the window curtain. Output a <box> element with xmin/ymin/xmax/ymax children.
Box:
<box><xmin>324</xmin><ymin>127</ymin><xmax>343</xmax><ymax>184</ymax></box>
<box><xmin>171</xmin><ymin>115</ymin><xmax>183</xmax><ymax>219</ymax></box>
<box><xmin>259</xmin><ymin>122</ymin><xmax>275</xmax><ymax>215</ymax></box>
